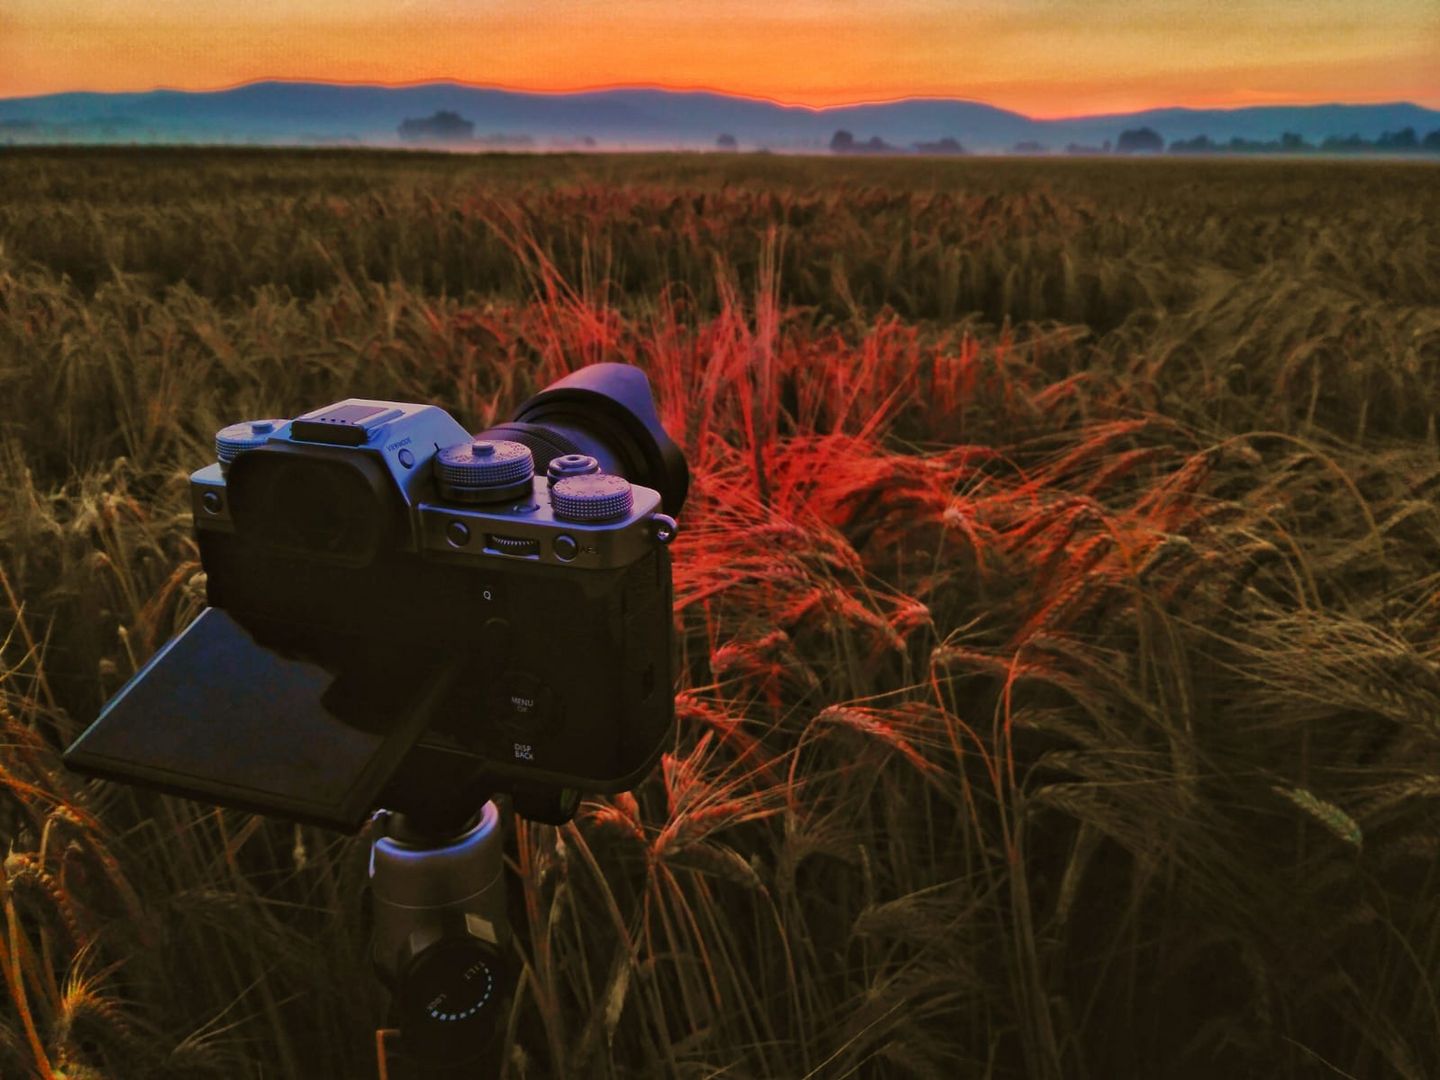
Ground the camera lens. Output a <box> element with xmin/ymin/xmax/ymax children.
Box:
<box><xmin>475</xmin><ymin>364</ymin><xmax>688</xmax><ymax>515</ymax></box>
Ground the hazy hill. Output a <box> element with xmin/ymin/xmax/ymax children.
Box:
<box><xmin>1</xmin><ymin>81</ymin><xmax>1436</xmax><ymax>152</ymax></box>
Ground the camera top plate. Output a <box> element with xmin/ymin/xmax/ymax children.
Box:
<box><xmin>191</xmin><ymin>397</ymin><xmax>670</xmax><ymax>572</ymax></box>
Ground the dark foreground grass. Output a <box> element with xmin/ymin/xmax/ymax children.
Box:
<box><xmin>0</xmin><ymin>148</ymin><xmax>1438</xmax><ymax>1078</ymax></box>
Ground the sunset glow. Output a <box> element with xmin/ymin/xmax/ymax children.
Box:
<box><xmin>2</xmin><ymin>0</ymin><xmax>1437</xmax><ymax>114</ymax></box>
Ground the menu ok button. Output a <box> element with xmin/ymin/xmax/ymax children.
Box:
<box><xmin>492</xmin><ymin>672</ymin><xmax>558</xmax><ymax>737</ymax></box>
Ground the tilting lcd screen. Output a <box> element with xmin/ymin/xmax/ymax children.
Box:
<box><xmin>64</xmin><ymin>607</ymin><xmax>455</xmax><ymax>831</ymax></box>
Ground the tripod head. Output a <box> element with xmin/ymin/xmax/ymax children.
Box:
<box><xmin>371</xmin><ymin>802</ymin><xmax>512</xmax><ymax>1074</ymax></box>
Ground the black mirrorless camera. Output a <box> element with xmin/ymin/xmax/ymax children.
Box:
<box><xmin>64</xmin><ymin>363</ymin><xmax>688</xmax><ymax>834</ymax></box>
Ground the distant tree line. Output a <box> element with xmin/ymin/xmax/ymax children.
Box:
<box><xmin>1092</xmin><ymin>125</ymin><xmax>1440</xmax><ymax>156</ymax></box>
<box><xmin>829</xmin><ymin>124</ymin><xmax>1437</xmax><ymax>158</ymax></box>
<box><xmin>1167</xmin><ymin>127</ymin><xmax>1440</xmax><ymax>155</ymax></box>
<box><xmin>822</xmin><ymin>124</ymin><xmax>1440</xmax><ymax>157</ymax></box>
<box><xmin>398</xmin><ymin>110</ymin><xmax>474</xmax><ymax>143</ymax></box>
<box><xmin>1116</xmin><ymin>128</ymin><xmax>1164</xmax><ymax>153</ymax></box>
<box><xmin>395</xmin><ymin>114</ymin><xmax>1440</xmax><ymax>157</ymax></box>
<box><xmin>397</xmin><ymin>111</ymin><xmax>540</xmax><ymax>148</ymax></box>
<box><xmin>830</xmin><ymin>130</ymin><xmax>966</xmax><ymax>155</ymax></box>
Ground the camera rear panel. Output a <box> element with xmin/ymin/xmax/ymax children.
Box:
<box><xmin>198</xmin><ymin>531</ymin><xmax>675</xmax><ymax>802</ymax></box>
<box><xmin>63</xmin><ymin>606</ymin><xmax>458</xmax><ymax>830</ymax></box>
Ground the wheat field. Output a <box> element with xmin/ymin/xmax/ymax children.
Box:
<box><xmin>1</xmin><ymin>147</ymin><xmax>1438</xmax><ymax>1078</ymax></box>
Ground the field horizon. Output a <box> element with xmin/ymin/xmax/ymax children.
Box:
<box><xmin>1</xmin><ymin>148</ymin><xmax>1438</xmax><ymax>1079</ymax></box>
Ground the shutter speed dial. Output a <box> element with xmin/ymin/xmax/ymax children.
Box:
<box><xmin>435</xmin><ymin>439</ymin><xmax>534</xmax><ymax>503</ymax></box>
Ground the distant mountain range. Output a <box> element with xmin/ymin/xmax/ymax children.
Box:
<box><xmin>2</xmin><ymin>81</ymin><xmax>1437</xmax><ymax>153</ymax></box>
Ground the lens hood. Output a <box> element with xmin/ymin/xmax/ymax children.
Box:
<box><xmin>505</xmin><ymin>364</ymin><xmax>689</xmax><ymax>515</ymax></box>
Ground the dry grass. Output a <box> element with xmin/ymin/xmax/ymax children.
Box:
<box><xmin>1</xmin><ymin>147</ymin><xmax>1438</xmax><ymax>1078</ymax></box>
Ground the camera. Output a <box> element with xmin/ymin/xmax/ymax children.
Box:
<box><xmin>64</xmin><ymin>363</ymin><xmax>688</xmax><ymax>834</ymax></box>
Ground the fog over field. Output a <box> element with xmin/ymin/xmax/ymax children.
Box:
<box><xmin>2</xmin><ymin>82</ymin><xmax>1438</xmax><ymax>152</ymax></box>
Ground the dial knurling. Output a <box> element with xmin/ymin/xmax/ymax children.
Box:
<box><xmin>551</xmin><ymin>473</ymin><xmax>634</xmax><ymax>522</ymax></box>
<box><xmin>489</xmin><ymin>534</ymin><xmax>540</xmax><ymax>556</ymax></box>
<box><xmin>434</xmin><ymin>439</ymin><xmax>534</xmax><ymax>490</ymax></box>
<box><xmin>215</xmin><ymin>419</ymin><xmax>286</xmax><ymax>468</ymax></box>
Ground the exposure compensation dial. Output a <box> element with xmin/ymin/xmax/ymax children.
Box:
<box><xmin>550</xmin><ymin>473</ymin><xmax>634</xmax><ymax>523</ymax></box>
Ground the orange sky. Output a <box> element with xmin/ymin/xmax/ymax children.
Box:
<box><xmin>2</xmin><ymin>0</ymin><xmax>1437</xmax><ymax>115</ymax></box>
